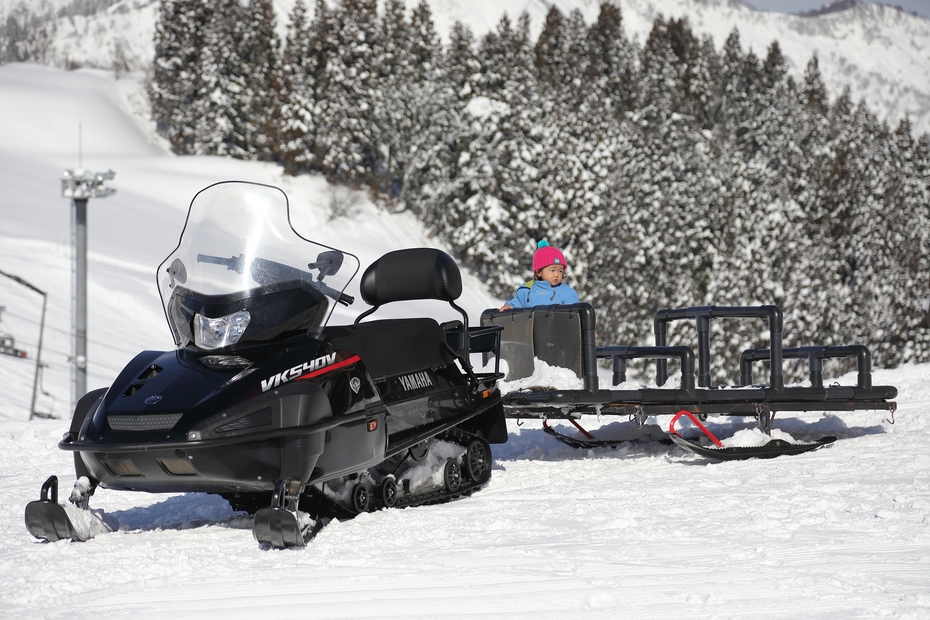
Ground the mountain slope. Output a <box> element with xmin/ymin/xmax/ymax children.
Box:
<box><xmin>5</xmin><ymin>0</ymin><xmax>929</xmax><ymax>134</ymax></box>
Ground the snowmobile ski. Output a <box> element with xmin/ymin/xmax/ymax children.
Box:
<box><xmin>24</xmin><ymin>476</ymin><xmax>80</xmax><ymax>542</ymax></box>
<box><xmin>252</xmin><ymin>507</ymin><xmax>325</xmax><ymax>549</ymax></box>
<box><xmin>668</xmin><ymin>410</ymin><xmax>837</xmax><ymax>460</ymax></box>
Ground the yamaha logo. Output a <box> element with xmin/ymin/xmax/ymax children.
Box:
<box><xmin>144</xmin><ymin>395</ymin><xmax>163</xmax><ymax>405</ymax></box>
<box><xmin>398</xmin><ymin>371</ymin><xmax>433</xmax><ymax>391</ymax></box>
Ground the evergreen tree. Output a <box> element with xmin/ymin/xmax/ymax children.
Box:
<box><xmin>535</xmin><ymin>6</ymin><xmax>568</xmax><ymax>89</ymax></box>
<box><xmin>241</xmin><ymin>0</ymin><xmax>280</xmax><ymax>161</ymax></box>
<box><xmin>802</xmin><ymin>54</ymin><xmax>829</xmax><ymax>116</ymax></box>
<box><xmin>316</xmin><ymin>0</ymin><xmax>380</xmax><ymax>183</ymax></box>
<box><xmin>442</xmin><ymin>21</ymin><xmax>480</xmax><ymax>101</ymax></box>
<box><xmin>586</xmin><ymin>2</ymin><xmax>637</xmax><ymax>116</ymax></box>
<box><xmin>276</xmin><ymin>0</ymin><xmax>316</xmax><ymax>174</ymax></box>
<box><xmin>189</xmin><ymin>0</ymin><xmax>250</xmax><ymax>156</ymax></box>
<box><xmin>149</xmin><ymin>0</ymin><xmax>212</xmax><ymax>154</ymax></box>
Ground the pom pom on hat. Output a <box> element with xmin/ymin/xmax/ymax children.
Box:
<box><xmin>532</xmin><ymin>239</ymin><xmax>568</xmax><ymax>272</ymax></box>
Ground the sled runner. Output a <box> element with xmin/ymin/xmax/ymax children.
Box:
<box><xmin>25</xmin><ymin>181</ymin><xmax>506</xmax><ymax>548</ymax></box>
<box><xmin>482</xmin><ymin>303</ymin><xmax>897</xmax><ymax>459</ymax></box>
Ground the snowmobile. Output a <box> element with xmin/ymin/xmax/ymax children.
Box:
<box><xmin>482</xmin><ymin>303</ymin><xmax>897</xmax><ymax>460</ymax></box>
<box><xmin>25</xmin><ymin>181</ymin><xmax>506</xmax><ymax>548</ymax></box>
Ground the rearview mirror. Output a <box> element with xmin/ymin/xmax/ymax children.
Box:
<box><xmin>308</xmin><ymin>251</ymin><xmax>343</xmax><ymax>280</ymax></box>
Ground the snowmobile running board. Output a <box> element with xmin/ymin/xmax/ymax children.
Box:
<box><xmin>482</xmin><ymin>304</ymin><xmax>896</xmax><ymax>456</ymax></box>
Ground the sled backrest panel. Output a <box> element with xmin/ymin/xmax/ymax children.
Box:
<box><xmin>481</xmin><ymin>306</ymin><xmax>586</xmax><ymax>382</ymax></box>
<box><xmin>533</xmin><ymin>308</ymin><xmax>583</xmax><ymax>378</ymax></box>
<box><xmin>481</xmin><ymin>310</ymin><xmax>536</xmax><ymax>380</ymax></box>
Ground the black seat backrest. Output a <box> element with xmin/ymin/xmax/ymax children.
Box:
<box><xmin>354</xmin><ymin>247</ymin><xmax>471</xmax><ymax>356</ymax></box>
<box><xmin>359</xmin><ymin>248</ymin><xmax>461</xmax><ymax>310</ymax></box>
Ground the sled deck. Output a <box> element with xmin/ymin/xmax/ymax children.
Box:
<box><xmin>481</xmin><ymin>303</ymin><xmax>896</xmax><ymax>458</ymax></box>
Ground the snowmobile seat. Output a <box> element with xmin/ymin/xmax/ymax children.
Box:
<box><xmin>326</xmin><ymin>248</ymin><xmax>494</xmax><ymax>380</ymax></box>
<box><xmin>352</xmin><ymin>247</ymin><xmax>473</xmax><ymax>357</ymax></box>
<box><xmin>323</xmin><ymin>319</ymin><xmax>455</xmax><ymax>381</ymax></box>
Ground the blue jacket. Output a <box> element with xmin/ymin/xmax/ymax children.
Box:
<box><xmin>504</xmin><ymin>280</ymin><xmax>580</xmax><ymax>309</ymax></box>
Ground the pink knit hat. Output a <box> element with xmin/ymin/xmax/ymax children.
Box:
<box><xmin>532</xmin><ymin>240</ymin><xmax>568</xmax><ymax>272</ymax></box>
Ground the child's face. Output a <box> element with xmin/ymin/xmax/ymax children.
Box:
<box><xmin>537</xmin><ymin>264</ymin><xmax>565</xmax><ymax>286</ymax></box>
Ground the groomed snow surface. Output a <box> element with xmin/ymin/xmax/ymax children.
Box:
<box><xmin>1</xmin><ymin>64</ymin><xmax>929</xmax><ymax>619</ymax></box>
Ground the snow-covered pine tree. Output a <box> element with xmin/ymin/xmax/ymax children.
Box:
<box><xmin>371</xmin><ymin>0</ymin><xmax>413</xmax><ymax>197</ymax></box>
<box><xmin>441</xmin><ymin>20</ymin><xmax>479</xmax><ymax>101</ymax></box>
<box><xmin>702</xmin><ymin>39</ymin><xmax>819</xmax><ymax>382</ymax></box>
<box><xmin>317</xmin><ymin>0</ymin><xmax>380</xmax><ymax>184</ymax></box>
<box><xmin>241</xmin><ymin>0</ymin><xmax>280</xmax><ymax>161</ymax></box>
<box><xmin>897</xmin><ymin>129</ymin><xmax>930</xmax><ymax>363</ymax></box>
<box><xmin>276</xmin><ymin>0</ymin><xmax>316</xmax><ymax>174</ymax></box>
<box><xmin>432</xmin><ymin>12</ymin><xmax>547</xmax><ymax>293</ymax></box>
<box><xmin>638</xmin><ymin>16</ymin><xmax>716</xmax><ymax>304</ymax></box>
<box><xmin>189</xmin><ymin>0</ymin><xmax>250</xmax><ymax>156</ymax></box>
<box><xmin>386</xmin><ymin>1</ymin><xmax>462</xmax><ymax>209</ymax></box>
<box><xmin>586</xmin><ymin>1</ymin><xmax>637</xmax><ymax>117</ymax></box>
<box><xmin>149</xmin><ymin>0</ymin><xmax>212</xmax><ymax>154</ymax></box>
<box><xmin>406</xmin><ymin>20</ymin><xmax>479</xmax><ymax>231</ymax></box>
<box><xmin>841</xmin><ymin>105</ymin><xmax>925</xmax><ymax>369</ymax></box>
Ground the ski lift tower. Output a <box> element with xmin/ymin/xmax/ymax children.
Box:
<box><xmin>61</xmin><ymin>168</ymin><xmax>115</xmax><ymax>405</ymax></box>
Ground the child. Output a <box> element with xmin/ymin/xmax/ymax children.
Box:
<box><xmin>499</xmin><ymin>240</ymin><xmax>580</xmax><ymax>310</ymax></box>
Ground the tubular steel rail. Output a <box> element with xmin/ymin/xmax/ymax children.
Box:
<box><xmin>483</xmin><ymin>303</ymin><xmax>897</xmax><ymax>422</ymax></box>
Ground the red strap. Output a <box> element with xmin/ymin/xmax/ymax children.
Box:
<box><xmin>569</xmin><ymin>418</ymin><xmax>595</xmax><ymax>440</ymax></box>
<box><xmin>542</xmin><ymin>418</ymin><xmax>595</xmax><ymax>440</ymax></box>
<box><xmin>669</xmin><ymin>410</ymin><xmax>723</xmax><ymax>448</ymax></box>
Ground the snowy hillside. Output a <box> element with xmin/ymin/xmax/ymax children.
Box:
<box><xmin>4</xmin><ymin>0</ymin><xmax>930</xmax><ymax>134</ymax></box>
<box><xmin>0</xmin><ymin>63</ymin><xmax>500</xmax><ymax>421</ymax></box>
<box><xmin>1</xmin><ymin>62</ymin><xmax>929</xmax><ymax>619</ymax></box>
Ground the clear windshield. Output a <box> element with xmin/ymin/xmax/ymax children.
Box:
<box><xmin>157</xmin><ymin>181</ymin><xmax>359</xmax><ymax>349</ymax></box>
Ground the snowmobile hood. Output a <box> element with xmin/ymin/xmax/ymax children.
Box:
<box><xmin>157</xmin><ymin>182</ymin><xmax>359</xmax><ymax>351</ymax></box>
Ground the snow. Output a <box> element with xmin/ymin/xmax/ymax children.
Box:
<box><xmin>1</xmin><ymin>64</ymin><xmax>929</xmax><ymax>619</ymax></box>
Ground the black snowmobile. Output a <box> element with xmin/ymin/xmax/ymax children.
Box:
<box><xmin>25</xmin><ymin>181</ymin><xmax>506</xmax><ymax>548</ymax></box>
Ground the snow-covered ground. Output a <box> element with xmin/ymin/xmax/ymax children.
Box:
<box><xmin>1</xmin><ymin>64</ymin><xmax>928</xmax><ymax>619</ymax></box>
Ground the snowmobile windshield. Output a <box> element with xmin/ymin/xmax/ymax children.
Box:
<box><xmin>157</xmin><ymin>181</ymin><xmax>359</xmax><ymax>351</ymax></box>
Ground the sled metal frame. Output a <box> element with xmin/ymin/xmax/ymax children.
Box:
<box><xmin>491</xmin><ymin>304</ymin><xmax>897</xmax><ymax>422</ymax></box>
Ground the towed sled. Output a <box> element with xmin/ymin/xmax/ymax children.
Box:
<box><xmin>481</xmin><ymin>303</ymin><xmax>897</xmax><ymax>460</ymax></box>
<box><xmin>25</xmin><ymin>181</ymin><xmax>505</xmax><ymax>548</ymax></box>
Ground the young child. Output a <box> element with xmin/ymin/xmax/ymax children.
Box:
<box><xmin>499</xmin><ymin>240</ymin><xmax>580</xmax><ymax>310</ymax></box>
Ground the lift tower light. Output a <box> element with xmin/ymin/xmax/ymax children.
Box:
<box><xmin>61</xmin><ymin>169</ymin><xmax>116</xmax><ymax>199</ymax></box>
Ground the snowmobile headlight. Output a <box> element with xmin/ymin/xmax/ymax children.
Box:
<box><xmin>193</xmin><ymin>310</ymin><xmax>251</xmax><ymax>350</ymax></box>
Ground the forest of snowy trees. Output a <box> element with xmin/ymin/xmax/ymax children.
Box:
<box><xmin>148</xmin><ymin>0</ymin><xmax>930</xmax><ymax>381</ymax></box>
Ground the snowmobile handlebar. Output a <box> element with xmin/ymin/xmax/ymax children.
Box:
<box><xmin>196</xmin><ymin>253</ymin><xmax>354</xmax><ymax>306</ymax></box>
